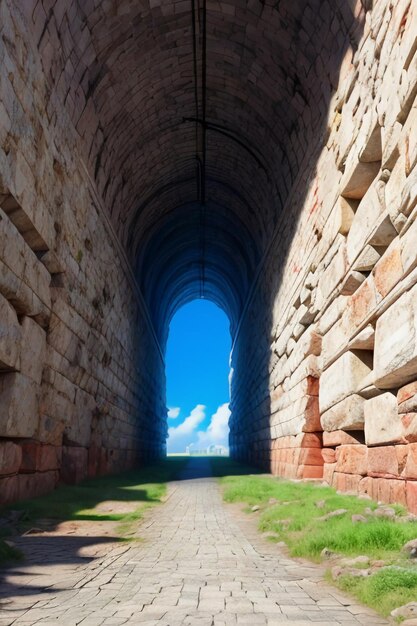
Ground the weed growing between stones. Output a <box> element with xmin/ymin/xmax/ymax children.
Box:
<box><xmin>220</xmin><ymin>472</ymin><xmax>417</xmax><ymax>617</ymax></box>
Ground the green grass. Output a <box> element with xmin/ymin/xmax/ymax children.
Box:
<box><xmin>0</xmin><ymin>525</ymin><xmax>23</xmax><ymax>564</ymax></box>
<box><xmin>220</xmin><ymin>473</ymin><xmax>417</xmax><ymax>616</ymax></box>
<box><xmin>336</xmin><ymin>567</ymin><xmax>417</xmax><ymax>617</ymax></box>
<box><xmin>0</xmin><ymin>457</ymin><xmax>189</xmax><ymax>538</ymax></box>
<box><xmin>0</xmin><ymin>539</ymin><xmax>22</xmax><ymax>564</ymax></box>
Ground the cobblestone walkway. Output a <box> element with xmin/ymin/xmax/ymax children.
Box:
<box><xmin>0</xmin><ymin>459</ymin><xmax>390</xmax><ymax>626</ymax></box>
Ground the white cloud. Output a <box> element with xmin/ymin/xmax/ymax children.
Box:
<box><xmin>167</xmin><ymin>404</ymin><xmax>206</xmax><ymax>453</ymax></box>
<box><xmin>195</xmin><ymin>403</ymin><xmax>230</xmax><ymax>450</ymax></box>
<box><xmin>166</xmin><ymin>402</ymin><xmax>230</xmax><ymax>454</ymax></box>
<box><xmin>167</xmin><ymin>407</ymin><xmax>180</xmax><ymax>419</ymax></box>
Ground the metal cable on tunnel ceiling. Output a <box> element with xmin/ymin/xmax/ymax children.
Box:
<box><xmin>182</xmin><ymin>117</ymin><xmax>271</xmax><ymax>182</ymax></box>
<box><xmin>201</xmin><ymin>0</ymin><xmax>207</xmax><ymax>299</ymax></box>
<box><xmin>191</xmin><ymin>0</ymin><xmax>207</xmax><ymax>299</ymax></box>
<box><xmin>191</xmin><ymin>0</ymin><xmax>199</xmax><ymax>156</ymax></box>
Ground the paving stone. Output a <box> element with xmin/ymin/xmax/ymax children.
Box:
<box><xmin>0</xmin><ymin>459</ymin><xmax>389</xmax><ymax>625</ymax></box>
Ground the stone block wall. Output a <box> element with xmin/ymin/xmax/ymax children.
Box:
<box><xmin>230</xmin><ymin>0</ymin><xmax>417</xmax><ymax>513</ymax></box>
<box><xmin>0</xmin><ymin>3</ymin><xmax>166</xmax><ymax>505</ymax></box>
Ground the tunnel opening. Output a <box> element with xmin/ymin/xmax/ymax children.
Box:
<box><xmin>165</xmin><ymin>299</ymin><xmax>231</xmax><ymax>457</ymax></box>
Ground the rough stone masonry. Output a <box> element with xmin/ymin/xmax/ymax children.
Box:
<box><xmin>0</xmin><ymin>0</ymin><xmax>417</xmax><ymax>513</ymax></box>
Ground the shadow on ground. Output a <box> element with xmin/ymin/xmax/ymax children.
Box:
<box><xmin>0</xmin><ymin>457</ymin><xmax>259</xmax><ymax>607</ymax></box>
<box><xmin>172</xmin><ymin>456</ymin><xmax>262</xmax><ymax>480</ymax></box>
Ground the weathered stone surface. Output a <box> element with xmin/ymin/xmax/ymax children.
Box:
<box><xmin>63</xmin><ymin>389</ymin><xmax>95</xmax><ymax>448</ymax></box>
<box><xmin>368</xmin><ymin>214</ymin><xmax>398</xmax><ymax>247</ymax></box>
<box><xmin>321</xmin><ymin>317</ymin><xmax>350</xmax><ymax>368</ymax></box>
<box><xmin>36</xmin><ymin>413</ymin><xmax>67</xmax><ymax>446</ymax></box>
<box><xmin>341</xmin><ymin>160</ymin><xmax>381</xmax><ymax>200</ymax></box>
<box><xmin>0</xmin><ymin>292</ymin><xmax>21</xmax><ymax>370</ymax></box>
<box><xmin>20</xmin><ymin>317</ymin><xmax>46</xmax><ymax>385</ymax></box>
<box><xmin>321</xmin><ymin>394</ymin><xmax>365</xmax><ymax>432</ymax></box>
<box><xmin>332</xmin><ymin>471</ymin><xmax>362</xmax><ymax>493</ymax></box>
<box><xmin>279</xmin><ymin>329</ymin><xmax>322</xmax><ymax>386</ymax></box>
<box><xmin>321</xmin><ymin>448</ymin><xmax>336</xmax><ymax>463</ymax></box>
<box><xmin>398</xmin><ymin>381</ymin><xmax>417</xmax><ymax>405</ymax></box>
<box><xmin>333</xmin><ymin>197</ymin><xmax>356</xmax><ymax>235</ymax></box>
<box><xmin>403</xmin><ymin>444</ymin><xmax>417</xmax><ymax>479</ymax></box>
<box><xmin>407</xmin><ymin>481</ymin><xmax>417</xmax><ymax>514</ymax></box>
<box><xmin>367</xmin><ymin>446</ymin><xmax>403</xmax><ymax>477</ymax></box>
<box><xmin>381</xmin><ymin>120</ymin><xmax>402</xmax><ymax>170</ymax></box>
<box><xmin>372</xmin><ymin>238</ymin><xmax>404</xmax><ymax>298</ymax></box>
<box><xmin>298</xmin><ymin>447</ymin><xmax>324</xmax><ymax>466</ymax></box>
<box><xmin>399</xmin><ymin>392</ymin><xmax>417</xmax><ymax>413</ymax></box>
<box><xmin>342</xmin><ymin>276</ymin><xmax>378</xmax><ymax>335</ymax></box>
<box><xmin>297</xmin><ymin>464</ymin><xmax>323</xmax><ymax>479</ymax></box>
<box><xmin>271</xmin><ymin>394</ymin><xmax>321</xmax><ymax>437</ymax></box>
<box><xmin>61</xmin><ymin>446</ymin><xmax>88</xmax><ymax>484</ymax></box>
<box><xmin>316</xmin><ymin>241</ymin><xmax>349</xmax><ymax>306</ymax></box>
<box><xmin>0</xmin><ymin>207</ymin><xmax>51</xmax><ymax>310</ymax></box>
<box><xmin>322</xmin><ymin>430</ymin><xmax>364</xmax><ymax>447</ymax></box>
<box><xmin>364</xmin><ymin>392</ymin><xmax>405</xmax><ymax>446</ymax></box>
<box><xmin>400</xmin><ymin>210</ymin><xmax>417</xmax><ymax>276</ymax></box>
<box><xmin>374</xmin><ymin>283</ymin><xmax>417</xmax><ymax>388</ymax></box>
<box><xmin>17</xmin><ymin>471</ymin><xmax>59</xmax><ymax>502</ymax></box>
<box><xmin>318</xmin><ymin>296</ymin><xmax>348</xmax><ymax>335</ymax></box>
<box><xmin>20</xmin><ymin>442</ymin><xmax>62</xmax><ymax>473</ymax></box>
<box><xmin>320</xmin><ymin>351</ymin><xmax>373</xmax><ymax>414</ymax></box>
<box><xmin>0</xmin><ymin>442</ymin><xmax>22</xmax><ymax>476</ymax></box>
<box><xmin>359</xmin><ymin>121</ymin><xmax>382</xmax><ymax>164</ymax></box>
<box><xmin>352</xmin><ymin>246</ymin><xmax>381</xmax><ymax>272</ymax></box>
<box><xmin>335</xmin><ymin>445</ymin><xmax>368</xmax><ymax>476</ymax></box>
<box><xmin>40</xmin><ymin>251</ymin><xmax>64</xmax><ymax>274</ymax></box>
<box><xmin>346</xmin><ymin>181</ymin><xmax>386</xmax><ymax>264</ymax></box>
<box><xmin>0</xmin><ymin>475</ymin><xmax>19</xmax><ymax>505</ymax></box>
<box><xmin>0</xmin><ymin>193</ymin><xmax>49</xmax><ymax>252</ymax></box>
<box><xmin>348</xmin><ymin>325</ymin><xmax>375</xmax><ymax>350</ymax></box>
<box><xmin>385</xmin><ymin>153</ymin><xmax>407</xmax><ymax>223</ymax></box>
<box><xmin>391</xmin><ymin>603</ymin><xmax>417</xmax><ymax>621</ymax></box>
<box><xmin>401</xmin><ymin>413</ymin><xmax>417</xmax><ymax>443</ymax></box>
<box><xmin>273</xmin><ymin>375</ymin><xmax>318</xmax><ymax>411</ymax></box>
<box><xmin>0</xmin><ymin>373</ymin><xmax>39</xmax><ymax>438</ymax></box>
<box><xmin>340</xmin><ymin>270</ymin><xmax>366</xmax><ymax>295</ymax></box>
<box><xmin>323</xmin><ymin>462</ymin><xmax>337</xmax><ymax>485</ymax></box>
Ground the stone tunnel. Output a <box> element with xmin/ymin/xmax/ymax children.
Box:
<box><xmin>0</xmin><ymin>0</ymin><xmax>417</xmax><ymax>512</ymax></box>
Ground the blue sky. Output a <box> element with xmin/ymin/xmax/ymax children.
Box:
<box><xmin>165</xmin><ymin>299</ymin><xmax>231</xmax><ymax>454</ymax></box>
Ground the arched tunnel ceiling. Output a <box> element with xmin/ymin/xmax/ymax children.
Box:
<box><xmin>23</xmin><ymin>0</ymin><xmax>358</xmax><ymax>344</ymax></box>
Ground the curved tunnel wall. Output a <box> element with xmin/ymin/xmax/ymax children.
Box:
<box><xmin>14</xmin><ymin>0</ymin><xmax>362</xmax><ymax>339</ymax></box>
<box><xmin>0</xmin><ymin>0</ymin><xmax>417</xmax><ymax>512</ymax></box>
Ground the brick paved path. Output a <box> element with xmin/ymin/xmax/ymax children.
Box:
<box><xmin>0</xmin><ymin>459</ymin><xmax>389</xmax><ymax>625</ymax></box>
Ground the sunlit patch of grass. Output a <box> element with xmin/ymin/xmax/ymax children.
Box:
<box><xmin>289</xmin><ymin>518</ymin><xmax>417</xmax><ymax>560</ymax></box>
<box><xmin>220</xmin><ymin>473</ymin><xmax>417</xmax><ymax>617</ymax></box>
<box><xmin>221</xmin><ymin>475</ymin><xmax>417</xmax><ymax>557</ymax></box>
<box><xmin>336</xmin><ymin>567</ymin><xmax>417</xmax><ymax>617</ymax></box>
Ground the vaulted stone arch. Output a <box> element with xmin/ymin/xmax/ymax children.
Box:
<box><xmin>15</xmin><ymin>0</ymin><xmax>360</xmax><ymax>349</ymax></box>
<box><xmin>1</xmin><ymin>0</ymin><xmax>417</xmax><ymax>513</ymax></box>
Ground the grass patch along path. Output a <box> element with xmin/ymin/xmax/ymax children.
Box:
<box><xmin>0</xmin><ymin>456</ymin><xmax>189</xmax><ymax>564</ymax></box>
<box><xmin>220</xmin><ymin>472</ymin><xmax>417</xmax><ymax>618</ymax></box>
